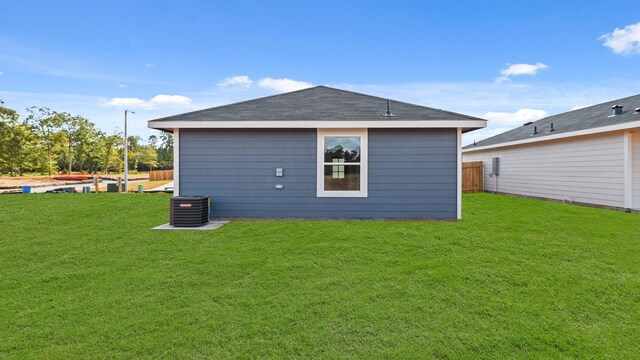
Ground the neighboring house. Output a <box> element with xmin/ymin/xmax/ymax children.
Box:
<box><xmin>148</xmin><ymin>86</ymin><xmax>486</xmax><ymax>219</ymax></box>
<box><xmin>463</xmin><ymin>94</ymin><xmax>640</xmax><ymax>212</ymax></box>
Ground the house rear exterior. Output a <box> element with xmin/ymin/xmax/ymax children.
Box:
<box><xmin>463</xmin><ymin>94</ymin><xmax>640</xmax><ymax>212</ymax></box>
<box><xmin>149</xmin><ymin>86</ymin><xmax>486</xmax><ymax>219</ymax></box>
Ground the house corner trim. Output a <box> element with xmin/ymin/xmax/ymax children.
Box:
<box><xmin>173</xmin><ymin>128</ymin><xmax>180</xmax><ymax>197</ymax></box>
<box><xmin>457</xmin><ymin>127</ymin><xmax>462</xmax><ymax>219</ymax></box>
<box><xmin>624</xmin><ymin>131</ymin><xmax>633</xmax><ymax>209</ymax></box>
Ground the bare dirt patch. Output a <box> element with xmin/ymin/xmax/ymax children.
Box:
<box><xmin>0</xmin><ymin>173</ymin><xmax>149</xmax><ymax>189</ymax></box>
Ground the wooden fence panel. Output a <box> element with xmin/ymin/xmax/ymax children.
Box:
<box><xmin>149</xmin><ymin>170</ymin><xmax>174</xmax><ymax>181</ymax></box>
<box><xmin>462</xmin><ymin>161</ymin><xmax>483</xmax><ymax>193</ymax></box>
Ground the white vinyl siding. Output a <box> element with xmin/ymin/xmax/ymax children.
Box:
<box><xmin>633</xmin><ymin>132</ymin><xmax>640</xmax><ymax>210</ymax></box>
<box><xmin>463</xmin><ymin>132</ymin><xmax>626</xmax><ymax>208</ymax></box>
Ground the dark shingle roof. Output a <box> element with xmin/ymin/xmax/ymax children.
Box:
<box><xmin>148</xmin><ymin>86</ymin><xmax>484</xmax><ymax>122</ymax></box>
<box><xmin>464</xmin><ymin>93</ymin><xmax>640</xmax><ymax>149</ymax></box>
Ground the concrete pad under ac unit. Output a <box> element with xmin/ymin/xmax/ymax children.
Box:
<box><xmin>152</xmin><ymin>221</ymin><xmax>229</xmax><ymax>231</ymax></box>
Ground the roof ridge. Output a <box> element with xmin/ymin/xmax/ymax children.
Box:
<box><xmin>148</xmin><ymin>85</ymin><xmax>486</xmax><ymax>123</ymax></box>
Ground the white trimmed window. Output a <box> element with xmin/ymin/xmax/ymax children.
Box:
<box><xmin>317</xmin><ymin>129</ymin><xmax>368</xmax><ymax>197</ymax></box>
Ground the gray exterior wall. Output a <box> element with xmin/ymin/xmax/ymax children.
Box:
<box><xmin>179</xmin><ymin>128</ymin><xmax>457</xmax><ymax>219</ymax></box>
<box><xmin>463</xmin><ymin>132</ymin><xmax>628</xmax><ymax>209</ymax></box>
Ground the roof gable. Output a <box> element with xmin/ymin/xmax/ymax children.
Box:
<box><xmin>465</xmin><ymin>93</ymin><xmax>640</xmax><ymax>150</ymax></box>
<box><xmin>148</xmin><ymin>86</ymin><xmax>484</xmax><ymax>123</ymax></box>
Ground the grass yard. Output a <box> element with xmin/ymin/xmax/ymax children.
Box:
<box><xmin>1</xmin><ymin>193</ymin><xmax>639</xmax><ymax>358</ymax></box>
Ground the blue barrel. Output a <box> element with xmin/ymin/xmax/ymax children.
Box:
<box><xmin>22</xmin><ymin>186</ymin><xmax>32</xmax><ymax>194</ymax></box>
<box><xmin>83</xmin><ymin>186</ymin><xmax>90</xmax><ymax>193</ymax></box>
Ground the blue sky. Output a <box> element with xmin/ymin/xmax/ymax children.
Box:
<box><xmin>1</xmin><ymin>0</ymin><xmax>639</xmax><ymax>144</ymax></box>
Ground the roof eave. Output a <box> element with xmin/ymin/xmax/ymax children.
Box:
<box><xmin>148</xmin><ymin>119</ymin><xmax>487</xmax><ymax>131</ymax></box>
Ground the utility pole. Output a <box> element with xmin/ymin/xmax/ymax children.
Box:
<box><xmin>124</xmin><ymin>110</ymin><xmax>134</xmax><ymax>192</ymax></box>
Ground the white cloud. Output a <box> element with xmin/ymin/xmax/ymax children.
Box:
<box><xmin>600</xmin><ymin>22</ymin><xmax>640</xmax><ymax>55</ymax></box>
<box><xmin>118</xmin><ymin>84</ymin><xmax>127</xmax><ymax>88</ymax></box>
<box><xmin>570</xmin><ymin>104</ymin><xmax>590</xmax><ymax>111</ymax></box>
<box><xmin>100</xmin><ymin>94</ymin><xmax>192</xmax><ymax>109</ymax></box>
<box><xmin>218</xmin><ymin>75</ymin><xmax>253</xmax><ymax>88</ymax></box>
<box><xmin>496</xmin><ymin>62</ymin><xmax>548</xmax><ymax>82</ymax></box>
<box><xmin>100</xmin><ymin>97</ymin><xmax>154</xmax><ymax>109</ymax></box>
<box><xmin>462</xmin><ymin>127</ymin><xmax>514</xmax><ymax>146</ymax></box>
<box><xmin>257</xmin><ymin>77</ymin><xmax>313</xmax><ymax>93</ymax></box>
<box><xmin>484</xmin><ymin>108</ymin><xmax>548</xmax><ymax>126</ymax></box>
<box><xmin>150</xmin><ymin>94</ymin><xmax>192</xmax><ymax>105</ymax></box>
<box><xmin>144</xmin><ymin>63</ymin><xmax>155</xmax><ymax>68</ymax></box>
<box><xmin>214</xmin><ymin>75</ymin><xmax>312</xmax><ymax>92</ymax></box>
<box><xmin>0</xmin><ymin>71</ymin><xmax>3</xmax><ymax>75</ymax></box>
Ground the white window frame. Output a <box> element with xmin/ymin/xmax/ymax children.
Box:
<box><xmin>317</xmin><ymin>128</ymin><xmax>368</xmax><ymax>198</ymax></box>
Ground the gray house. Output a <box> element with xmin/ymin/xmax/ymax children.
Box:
<box><xmin>148</xmin><ymin>86</ymin><xmax>486</xmax><ymax>219</ymax></box>
<box><xmin>463</xmin><ymin>94</ymin><xmax>640</xmax><ymax>211</ymax></box>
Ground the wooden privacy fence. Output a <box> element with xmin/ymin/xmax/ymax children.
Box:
<box><xmin>149</xmin><ymin>170</ymin><xmax>173</xmax><ymax>181</ymax></box>
<box><xmin>462</xmin><ymin>161</ymin><xmax>484</xmax><ymax>193</ymax></box>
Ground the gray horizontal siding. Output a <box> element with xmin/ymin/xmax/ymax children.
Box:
<box><xmin>179</xmin><ymin>128</ymin><xmax>457</xmax><ymax>219</ymax></box>
<box><xmin>463</xmin><ymin>132</ymin><xmax>626</xmax><ymax>207</ymax></box>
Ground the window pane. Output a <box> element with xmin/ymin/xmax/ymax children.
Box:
<box><xmin>324</xmin><ymin>136</ymin><xmax>361</xmax><ymax>163</ymax></box>
<box><xmin>332</xmin><ymin>159</ymin><xmax>344</xmax><ymax>178</ymax></box>
<box><xmin>324</xmin><ymin>165</ymin><xmax>360</xmax><ymax>191</ymax></box>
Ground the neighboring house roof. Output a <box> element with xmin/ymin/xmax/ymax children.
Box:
<box><xmin>464</xmin><ymin>93</ymin><xmax>640</xmax><ymax>151</ymax></box>
<box><xmin>148</xmin><ymin>86</ymin><xmax>486</xmax><ymax>132</ymax></box>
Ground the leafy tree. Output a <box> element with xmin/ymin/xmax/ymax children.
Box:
<box><xmin>76</xmin><ymin>119</ymin><xmax>101</xmax><ymax>172</ymax></box>
<box><xmin>26</xmin><ymin>107</ymin><xmax>63</xmax><ymax>175</ymax></box>
<box><xmin>0</xmin><ymin>100</ymin><xmax>18</xmax><ymax>122</ymax></box>
<box><xmin>138</xmin><ymin>146</ymin><xmax>158</xmax><ymax>171</ymax></box>
<box><xmin>157</xmin><ymin>132</ymin><xmax>174</xmax><ymax>169</ymax></box>
<box><xmin>54</xmin><ymin>113</ymin><xmax>100</xmax><ymax>172</ymax></box>
<box><xmin>102</xmin><ymin>133</ymin><xmax>123</xmax><ymax>174</ymax></box>
<box><xmin>0</xmin><ymin>101</ymin><xmax>17</xmax><ymax>173</ymax></box>
<box><xmin>84</xmin><ymin>130</ymin><xmax>106</xmax><ymax>173</ymax></box>
<box><xmin>148</xmin><ymin>135</ymin><xmax>158</xmax><ymax>149</ymax></box>
<box><xmin>0</xmin><ymin>101</ymin><xmax>39</xmax><ymax>176</ymax></box>
<box><xmin>127</xmin><ymin>135</ymin><xmax>143</xmax><ymax>171</ymax></box>
<box><xmin>0</xmin><ymin>100</ymin><xmax>161</xmax><ymax>176</ymax></box>
<box><xmin>56</xmin><ymin>112</ymin><xmax>75</xmax><ymax>173</ymax></box>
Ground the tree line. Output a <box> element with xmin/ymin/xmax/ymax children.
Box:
<box><xmin>0</xmin><ymin>100</ymin><xmax>173</xmax><ymax>176</ymax></box>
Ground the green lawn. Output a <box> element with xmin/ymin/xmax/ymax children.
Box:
<box><xmin>1</xmin><ymin>193</ymin><xmax>639</xmax><ymax>359</ymax></box>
